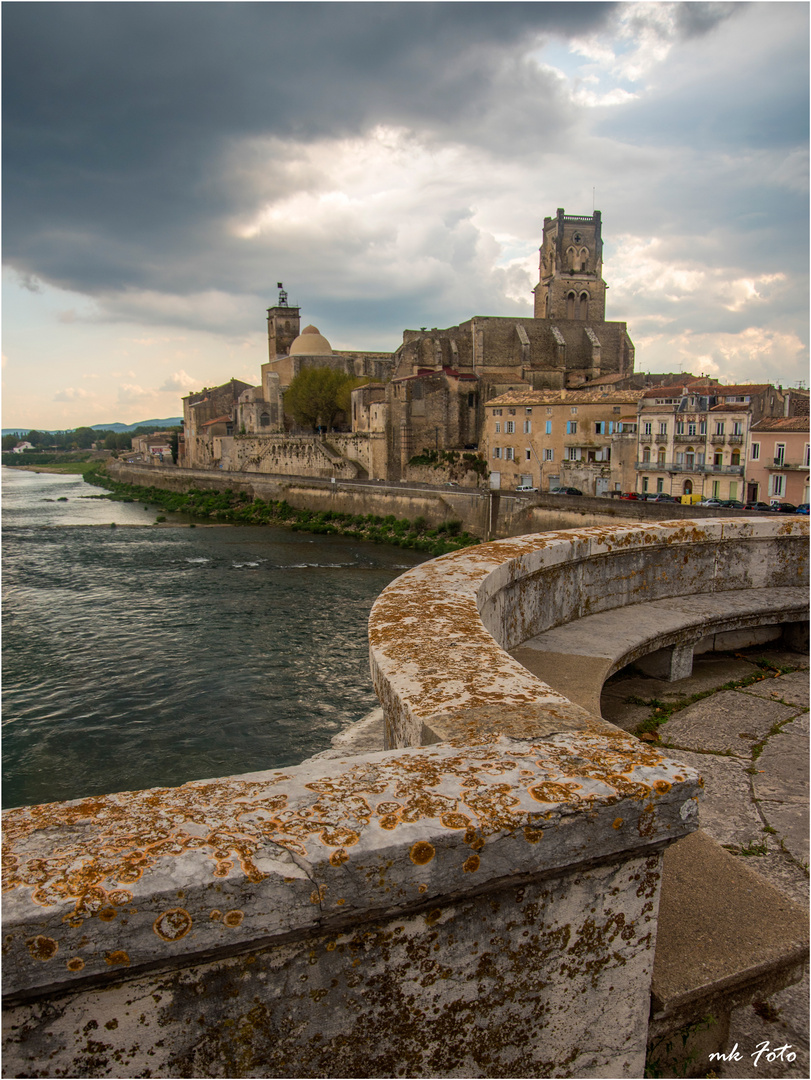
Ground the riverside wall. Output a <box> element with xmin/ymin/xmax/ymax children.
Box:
<box><xmin>105</xmin><ymin>461</ymin><xmax>745</xmax><ymax>539</ymax></box>
<box><xmin>3</xmin><ymin>517</ymin><xmax>806</xmax><ymax>1078</ymax></box>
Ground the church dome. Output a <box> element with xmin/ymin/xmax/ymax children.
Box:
<box><xmin>289</xmin><ymin>325</ymin><xmax>333</xmax><ymax>356</ymax></box>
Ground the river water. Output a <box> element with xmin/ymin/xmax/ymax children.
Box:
<box><xmin>2</xmin><ymin>467</ymin><xmax>424</xmax><ymax>809</ymax></box>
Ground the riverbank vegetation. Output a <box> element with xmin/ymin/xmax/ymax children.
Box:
<box><xmin>1</xmin><ymin>453</ymin><xmax>102</xmax><ymax>474</ymax></box>
<box><xmin>83</xmin><ymin>466</ymin><xmax>481</xmax><ymax>555</ymax></box>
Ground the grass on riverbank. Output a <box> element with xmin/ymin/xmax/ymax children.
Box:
<box><xmin>3</xmin><ymin>456</ymin><xmax>101</xmax><ymax>475</ymax></box>
<box><xmin>83</xmin><ymin>465</ymin><xmax>481</xmax><ymax>556</ymax></box>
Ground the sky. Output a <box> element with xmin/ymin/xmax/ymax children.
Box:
<box><xmin>2</xmin><ymin>1</ymin><xmax>809</xmax><ymax>430</ymax></box>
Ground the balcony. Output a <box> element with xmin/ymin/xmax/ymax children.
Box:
<box><xmin>639</xmin><ymin>433</ymin><xmax>653</xmax><ymax>444</ymax></box>
<box><xmin>636</xmin><ymin>462</ymin><xmax>744</xmax><ymax>476</ymax></box>
<box><xmin>728</xmin><ymin>435</ymin><xmax>744</xmax><ymax>444</ymax></box>
<box><xmin>673</xmin><ymin>433</ymin><xmax>702</xmax><ymax>443</ymax></box>
<box><xmin>654</xmin><ymin>434</ymin><xmax>669</xmax><ymax>443</ymax></box>
<box><xmin>766</xmin><ymin>460</ymin><xmax>808</xmax><ymax>472</ymax></box>
<box><xmin>710</xmin><ymin>435</ymin><xmax>726</xmax><ymax>444</ymax></box>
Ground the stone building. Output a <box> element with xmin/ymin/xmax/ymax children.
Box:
<box><xmin>180</xmin><ymin>378</ymin><xmax>253</xmax><ymax>468</ymax></box>
<box><xmin>481</xmin><ymin>388</ymin><xmax>644</xmax><ymax>495</ymax></box>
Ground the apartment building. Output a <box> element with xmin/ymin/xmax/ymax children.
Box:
<box><xmin>482</xmin><ymin>389</ymin><xmax>643</xmax><ymax>494</ymax></box>
<box><xmin>747</xmin><ymin>417</ymin><xmax>810</xmax><ymax>505</ymax></box>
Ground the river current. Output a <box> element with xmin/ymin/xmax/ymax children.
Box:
<box><xmin>2</xmin><ymin>467</ymin><xmax>424</xmax><ymax>809</ymax></box>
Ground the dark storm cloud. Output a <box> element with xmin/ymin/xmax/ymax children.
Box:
<box><xmin>2</xmin><ymin>2</ymin><xmax>616</xmax><ymax>292</ymax></box>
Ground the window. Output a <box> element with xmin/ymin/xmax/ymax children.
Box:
<box><xmin>696</xmin><ymin>452</ymin><xmax>705</xmax><ymax>465</ymax></box>
<box><xmin>523</xmin><ymin>420</ymin><xmax>531</xmax><ymax>433</ymax></box>
<box><xmin>732</xmin><ymin>421</ymin><xmax>743</xmax><ymax>436</ymax></box>
<box><xmin>505</xmin><ymin>447</ymin><xmax>515</xmax><ymax>461</ymax></box>
<box><xmin>715</xmin><ymin>422</ymin><xmax>725</xmax><ymax>436</ymax></box>
<box><xmin>468</xmin><ymin>393</ymin><xmax>476</xmax><ymax>408</ymax></box>
<box><xmin>774</xmin><ymin>443</ymin><xmax>785</xmax><ymax>465</ymax></box>
<box><xmin>714</xmin><ymin>451</ymin><xmax>723</xmax><ymax>467</ymax></box>
<box><xmin>751</xmin><ymin>442</ymin><xmax>760</xmax><ymax>460</ymax></box>
<box><xmin>731</xmin><ymin>449</ymin><xmax>740</xmax><ymax>466</ymax></box>
<box><xmin>505</xmin><ymin>421</ymin><xmax>515</xmax><ymax>434</ymax></box>
<box><xmin>594</xmin><ymin>422</ymin><xmax>605</xmax><ymax>435</ymax></box>
<box><xmin>676</xmin><ymin>452</ymin><xmax>684</xmax><ymax>464</ymax></box>
<box><xmin>525</xmin><ymin>449</ymin><xmax>531</xmax><ymax>461</ymax></box>
<box><xmin>570</xmin><ymin>407</ymin><xmax>578</xmax><ymax>415</ymax></box>
<box><xmin>546</xmin><ymin>420</ymin><xmax>552</xmax><ymax>434</ymax></box>
<box><xmin>642</xmin><ymin>477</ymin><xmax>649</xmax><ymax>492</ymax></box>
<box><xmin>699</xmin><ymin>420</ymin><xmax>707</xmax><ymax>436</ymax></box>
<box><xmin>658</xmin><ymin>422</ymin><xmax>667</xmax><ymax>435</ymax></box>
<box><xmin>508</xmin><ymin>409</ymin><xmax>516</xmax><ymax>416</ymax></box>
<box><xmin>493</xmin><ymin>447</ymin><xmax>502</xmax><ymax>459</ymax></box>
<box><xmin>688</xmin><ymin>422</ymin><xmax>697</xmax><ymax>436</ymax></box>
<box><xmin>642</xmin><ymin>447</ymin><xmax>651</xmax><ymax>463</ymax></box>
<box><xmin>566</xmin><ymin>421</ymin><xmax>577</xmax><ymax>434</ymax></box>
<box><xmin>546</xmin><ymin>408</ymin><xmax>553</xmax><ymax>416</ymax></box>
<box><xmin>495</xmin><ymin>422</ymin><xmax>501</xmax><ymax>433</ymax></box>
<box><xmin>729</xmin><ymin>482</ymin><xmax>737</xmax><ymax>500</ymax></box>
<box><xmin>676</xmin><ymin>421</ymin><xmax>685</xmax><ymax>435</ymax></box>
<box><xmin>771</xmin><ymin>474</ymin><xmax>785</xmax><ymax>497</ymax></box>
<box><xmin>642</xmin><ymin>421</ymin><xmax>652</xmax><ymax>435</ymax></box>
<box><xmin>805</xmin><ymin>445</ymin><xmax>810</xmax><ymax>467</ymax></box>
<box><xmin>712</xmin><ymin>480</ymin><xmax>720</xmax><ymax>498</ymax></box>
<box><xmin>525</xmin><ymin>408</ymin><xmax>533</xmax><ymax>415</ymax></box>
<box><xmin>657</xmin><ymin>478</ymin><xmax>664</xmax><ymax>493</ymax></box>
<box><xmin>544</xmin><ymin>449</ymin><xmax>554</xmax><ymax>461</ymax></box>
<box><xmin>260</xmin><ymin>413</ymin><xmax>270</xmax><ymax>427</ymax></box>
<box><xmin>493</xmin><ymin>409</ymin><xmax>502</xmax><ymax>416</ymax></box>
<box><xmin>658</xmin><ymin>448</ymin><xmax>666</xmax><ymax>464</ymax></box>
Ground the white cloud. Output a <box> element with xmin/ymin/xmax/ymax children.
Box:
<box><xmin>159</xmin><ymin>369</ymin><xmax>199</xmax><ymax>392</ymax></box>
<box><xmin>117</xmin><ymin>383</ymin><xmax>151</xmax><ymax>403</ymax></box>
<box><xmin>53</xmin><ymin>386</ymin><xmax>94</xmax><ymax>402</ymax></box>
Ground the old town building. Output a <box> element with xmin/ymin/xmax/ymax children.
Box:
<box><xmin>481</xmin><ymin>389</ymin><xmax>644</xmax><ymax>495</ymax></box>
<box><xmin>747</xmin><ymin>417</ymin><xmax>810</xmax><ymax>505</ymax></box>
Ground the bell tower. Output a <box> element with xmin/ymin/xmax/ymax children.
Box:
<box><xmin>533</xmin><ymin>208</ymin><xmax>606</xmax><ymax>323</ymax></box>
<box><xmin>267</xmin><ymin>282</ymin><xmax>301</xmax><ymax>360</ymax></box>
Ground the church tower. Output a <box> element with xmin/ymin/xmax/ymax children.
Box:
<box><xmin>267</xmin><ymin>283</ymin><xmax>301</xmax><ymax>360</ymax></box>
<box><xmin>533</xmin><ymin>209</ymin><xmax>606</xmax><ymax>322</ymax></box>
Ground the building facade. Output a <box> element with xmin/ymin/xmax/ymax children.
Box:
<box><xmin>482</xmin><ymin>389</ymin><xmax>643</xmax><ymax>494</ymax></box>
<box><xmin>747</xmin><ymin>417</ymin><xmax>810</xmax><ymax>505</ymax></box>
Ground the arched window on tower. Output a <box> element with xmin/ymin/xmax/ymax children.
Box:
<box><xmin>567</xmin><ymin>291</ymin><xmax>576</xmax><ymax>319</ymax></box>
<box><xmin>567</xmin><ymin>246</ymin><xmax>577</xmax><ymax>271</ymax></box>
<box><xmin>578</xmin><ymin>292</ymin><xmax>589</xmax><ymax>319</ymax></box>
<box><xmin>260</xmin><ymin>412</ymin><xmax>270</xmax><ymax>427</ymax></box>
<box><xmin>579</xmin><ymin>247</ymin><xmax>589</xmax><ymax>270</ymax></box>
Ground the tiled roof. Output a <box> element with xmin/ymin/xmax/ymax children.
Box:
<box><xmin>751</xmin><ymin>416</ymin><xmax>810</xmax><ymax>433</ymax></box>
<box><xmin>486</xmin><ymin>389</ymin><xmax>645</xmax><ymax>407</ymax></box>
<box><xmin>200</xmin><ymin>415</ymin><xmax>232</xmax><ymax>427</ymax></box>
<box><xmin>714</xmin><ymin>384</ymin><xmax>771</xmax><ymax>396</ymax></box>
<box><xmin>709</xmin><ymin>403</ymin><xmax>750</xmax><ymax>412</ymax></box>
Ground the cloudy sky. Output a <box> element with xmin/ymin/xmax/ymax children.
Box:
<box><xmin>3</xmin><ymin>1</ymin><xmax>808</xmax><ymax>429</ymax></box>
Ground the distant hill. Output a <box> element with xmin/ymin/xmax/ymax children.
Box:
<box><xmin>3</xmin><ymin>417</ymin><xmax>182</xmax><ymax>436</ymax></box>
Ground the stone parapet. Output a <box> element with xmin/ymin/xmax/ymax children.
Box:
<box><xmin>3</xmin><ymin>517</ymin><xmax>806</xmax><ymax>1077</ymax></box>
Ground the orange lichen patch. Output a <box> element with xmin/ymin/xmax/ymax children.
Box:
<box><xmin>523</xmin><ymin>827</ymin><xmax>543</xmax><ymax>843</ymax></box>
<box><xmin>66</xmin><ymin>957</ymin><xmax>85</xmax><ymax>972</ymax></box>
<box><xmin>27</xmin><ymin>935</ymin><xmax>58</xmax><ymax>961</ymax></box>
<box><xmin>613</xmin><ymin>818</ymin><xmax>624</xmax><ymax>830</ymax></box>
<box><xmin>104</xmin><ymin>950</ymin><xmax>130</xmax><ymax>967</ymax></box>
<box><xmin>410</xmin><ymin>841</ymin><xmax>435</xmax><ymax>866</ymax></box>
<box><xmin>222</xmin><ymin>910</ymin><xmax>244</xmax><ymax>928</ymax></box>
<box><xmin>320</xmin><ymin>826</ymin><xmax>360</xmax><ymax>848</ymax></box>
<box><xmin>528</xmin><ymin>782</ymin><xmax>583</xmax><ymax>805</ymax></box>
<box><xmin>440</xmin><ymin>813</ymin><xmax>471</xmax><ymax>829</ymax></box>
<box><xmin>209</xmin><ymin>910</ymin><xmax>222</xmax><ymax>921</ymax></box>
<box><xmin>378</xmin><ymin>814</ymin><xmax>399</xmax><ymax>830</ymax></box>
<box><xmin>653</xmin><ymin>781</ymin><xmax>672</xmax><ymax>795</ymax></box>
<box><xmin>463</xmin><ymin>855</ymin><xmax>480</xmax><ymax>873</ymax></box>
<box><xmin>97</xmin><ymin>907</ymin><xmax>117</xmax><ymax>922</ymax></box>
<box><xmin>213</xmin><ymin>861</ymin><xmax>233</xmax><ymax>878</ymax></box>
<box><xmin>153</xmin><ymin>908</ymin><xmax>192</xmax><ymax>942</ymax></box>
<box><xmin>107</xmin><ymin>890</ymin><xmax>132</xmax><ymax>906</ymax></box>
<box><xmin>329</xmin><ymin>849</ymin><xmax>349</xmax><ymax>867</ymax></box>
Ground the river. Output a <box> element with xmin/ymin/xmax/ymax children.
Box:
<box><xmin>2</xmin><ymin>467</ymin><xmax>424</xmax><ymax>809</ymax></box>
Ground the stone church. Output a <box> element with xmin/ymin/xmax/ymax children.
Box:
<box><xmin>181</xmin><ymin>210</ymin><xmax>638</xmax><ymax>478</ymax></box>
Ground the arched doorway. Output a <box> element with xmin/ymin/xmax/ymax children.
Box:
<box><xmin>683</xmin><ymin>479</ymin><xmax>693</xmax><ymax>496</ymax></box>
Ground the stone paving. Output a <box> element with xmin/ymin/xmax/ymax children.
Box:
<box><xmin>602</xmin><ymin>645</ymin><xmax>809</xmax><ymax>1079</ymax></box>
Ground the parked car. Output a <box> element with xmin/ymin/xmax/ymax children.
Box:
<box><xmin>768</xmin><ymin>502</ymin><xmax>798</xmax><ymax>513</ymax></box>
<box><xmin>744</xmin><ymin>501</ymin><xmax>771</xmax><ymax>512</ymax></box>
<box><xmin>515</xmin><ymin>484</ymin><xmax>537</xmax><ymax>493</ymax></box>
<box><xmin>646</xmin><ymin>493</ymin><xmax>678</xmax><ymax>503</ymax></box>
<box><xmin>796</xmin><ymin>503</ymin><xmax>809</xmax><ymax>515</ymax></box>
<box><xmin>619</xmin><ymin>492</ymin><xmax>641</xmax><ymax>500</ymax></box>
<box><xmin>699</xmin><ymin>498</ymin><xmax>724</xmax><ymax>507</ymax></box>
<box><xmin>549</xmin><ymin>486</ymin><xmax>583</xmax><ymax>496</ymax></box>
<box><xmin>720</xmin><ymin>499</ymin><xmax>745</xmax><ymax>509</ymax></box>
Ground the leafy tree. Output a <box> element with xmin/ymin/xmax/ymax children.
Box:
<box><xmin>73</xmin><ymin>426</ymin><xmax>97</xmax><ymax>449</ymax></box>
<box><xmin>284</xmin><ymin>368</ymin><xmax>360</xmax><ymax>431</ymax></box>
<box><xmin>2</xmin><ymin>434</ymin><xmax>20</xmax><ymax>451</ymax></box>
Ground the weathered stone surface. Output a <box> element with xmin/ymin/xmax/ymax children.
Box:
<box><xmin>658</xmin><ymin>750</ymin><xmax>764</xmax><ymax>850</ymax></box>
<box><xmin>719</xmin><ymin>968</ymin><xmax>810</xmax><ymax>1079</ymax></box>
<box><xmin>660</xmin><ymin>691</ymin><xmax>798</xmax><ymax>756</ymax></box>
<box><xmin>741</xmin><ymin>669</ymin><xmax>810</xmax><ymax>708</ymax></box>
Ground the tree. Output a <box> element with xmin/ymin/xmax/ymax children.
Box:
<box><xmin>284</xmin><ymin>368</ymin><xmax>361</xmax><ymax>431</ymax></box>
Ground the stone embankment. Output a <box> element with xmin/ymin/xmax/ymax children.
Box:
<box><xmin>2</xmin><ymin>516</ymin><xmax>807</xmax><ymax>1078</ymax></box>
<box><xmin>105</xmin><ymin>460</ymin><xmax>751</xmax><ymax>540</ymax></box>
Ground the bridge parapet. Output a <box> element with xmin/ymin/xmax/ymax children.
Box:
<box><xmin>2</xmin><ymin>518</ymin><xmax>806</xmax><ymax>1078</ymax></box>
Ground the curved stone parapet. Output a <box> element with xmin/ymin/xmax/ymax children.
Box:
<box><xmin>369</xmin><ymin>517</ymin><xmax>808</xmax><ymax>747</ymax></box>
<box><xmin>3</xmin><ymin>517</ymin><xmax>805</xmax><ymax>1078</ymax></box>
